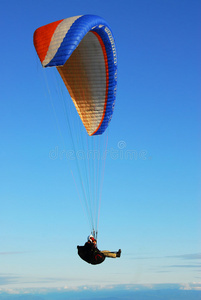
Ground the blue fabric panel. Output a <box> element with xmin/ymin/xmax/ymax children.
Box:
<box><xmin>91</xmin><ymin>26</ymin><xmax>117</xmax><ymax>135</ymax></box>
<box><xmin>46</xmin><ymin>15</ymin><xmax>109</xmax><ymax>67</ymax></box>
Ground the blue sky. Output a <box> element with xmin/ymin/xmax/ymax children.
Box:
<box><xmin>0</xmin><ymin>0</ymin><xmax>200</xmax><ymax>297</ymax></box>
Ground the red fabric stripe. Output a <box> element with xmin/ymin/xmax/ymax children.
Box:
<box><xmin>33</xmin><ymin>19</ymin><xmax>64</xmax><ymax>64</ymax></box>
<box><xmin>90</xmin><ymin>31</ymin><xmax>109</xmax><ymax>136</ymax></box>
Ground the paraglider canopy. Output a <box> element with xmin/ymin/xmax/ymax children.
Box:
<box><xmin>33</xmin><ymin>15</ymin><xmax>117</xmax><ymax>136</ymax></box>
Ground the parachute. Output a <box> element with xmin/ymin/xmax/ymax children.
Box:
<box><xmin>33</xmin><ymin>15</ymin><xmax>117</xmax><ymax>238</ymax></box>
<box><xmin>34</xmin><ymin>15</ymin><xmax>117</xmax><ymax>136</ymax></box>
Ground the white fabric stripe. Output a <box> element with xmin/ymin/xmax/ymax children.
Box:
<box><xmin>42</xmin><ymin>16</ymin><xmax>82</xmax><ymax>67</ymax></box>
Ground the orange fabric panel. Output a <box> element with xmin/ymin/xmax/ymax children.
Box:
<box><xmin>33</xmin><ymin>19</ymin><xmax>63</xmax><ymax>64</ymax></box>
<box><xmin>57</xmin><ymin>49</ymin><xmax>93</xmax><ymax>134</ymax></box>
<box><xmin>57</xmin><ymin>31</ymin><xmax>107</xmax><ymax>136</ymax></box>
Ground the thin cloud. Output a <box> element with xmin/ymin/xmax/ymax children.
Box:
<box><xmin>129</xmin><ymin>253</ymin><xmax>201</xmax><ymax>261</ymax></box>
<box><xmin>168</xmin><ymin>264</ymin><xmax>201</xmax><ymax>268</ymax></box>
<box><xmin>180</xmin><ymin>282</ymin><xmax>201</xmax><ymax>291</ymax></box>
<box><xmin>166</xmin><ymin>253</ymin><xmax>201</xmax><ymax>260</ymax></box>
<box><xmin>0</xmin><ymin>251</ymin><xmax>27</xmax><ymax>255</ymax></box>
<box><xmin>0</xmin><ymin>275</ymin><xmax>19</xmax><ymax>285</ymax></box>
<box><xmin>0</xmin><ymin>284</ymin><xmax>162</xmax><ymax>294</ymax></box>
<box><xmin>0</xmin><ymin>274</ymin><xmax>88</xmax><ymax>288</ymax></box>
<box><xmin>127</xmin><ymin>253</ymin><xmax>201</xmax><ymax>260</ymax></box>
<box><xmin>0</xmin><ymin>283</ymin><xmax>189</xmax><ymax>294</ymax></box>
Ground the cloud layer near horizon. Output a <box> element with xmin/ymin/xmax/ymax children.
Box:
<box><xmin>0</xmin><ymin>282</ymin><xmax>201</xmax><ymax>295</ymax></box>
